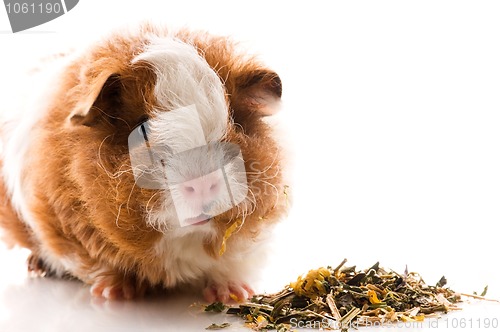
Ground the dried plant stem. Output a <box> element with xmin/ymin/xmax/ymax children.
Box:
<box><xmin>460</xmin><ymin>293</ymin><xmax>500</xmax><ymax>303</ymax></box>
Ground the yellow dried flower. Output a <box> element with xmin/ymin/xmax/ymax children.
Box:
<box><xmin>219</xmin><ymin>218</ymin><xmax>243</xmax><ymax>256</ymax></box>
<box><xmin>367</xmin><ymin>290</ymin><xmax>382</xmax><ymax>304</ymax></box>
<box><xmin>290</xmin><ymin>267</ymin><xmax>331</xmax><ymax>298</ymax></box>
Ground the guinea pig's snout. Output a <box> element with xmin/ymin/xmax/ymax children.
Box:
<box><xmin>180</xmin><ymin>172</ymin><xmax>222</xmax><ymax>210</ymax></box>
<box><xmin>142</xmin><ymin>141</ymin><xmax>248</xmax><ymax>228</ymax></box>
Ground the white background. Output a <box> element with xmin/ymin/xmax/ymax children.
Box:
<box><xmin>0</xmin><ymin>1</ymin><xmax>499</xmax><ymax>331</ymax></box>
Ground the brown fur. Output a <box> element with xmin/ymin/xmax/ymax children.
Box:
<box><xmin>0</xmin><ymin>25</ymin><xmax>287</xmax><ymax>298</ymax></box>
<box><xmin>0</xmin><ymin>161</ymin><xmax>34</xmax><ymax>249</ymax></box>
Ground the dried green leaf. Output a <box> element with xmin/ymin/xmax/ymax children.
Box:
<box><xmin>205</xmin><ymin>322</ymin><xmax>231</xmax><ymax>330</ymax></box>
<box><xmin>480</xmin><ymin>285</ymin><xmax>488</xmax><ymax>297</ymax></box>
<box><xmin>275</xmin><ymin>323</ymin><xmax>292</xmax><ymax>332</ymax></box>
<box><xmin>436</xmin><ymin>276</ymin><xmax>447</xmax><ymax>287</ymax></box>
<box><xmin>346</xmin><ymin>272</ymin><xmax>365</xmax><ymax>286</ymax></box>
<box><xmin>204</xmin><ymin>302</ymin><xmax>227</xmax><ymax>313</ymax></box>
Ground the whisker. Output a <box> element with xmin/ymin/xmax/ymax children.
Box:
<box><xmin>125</xmin><ymin>180</ymin><xmax>138</xmax><ymax>212</ymax></box>
<box><xmin>114</xmin><ymin>203</ymin><xmax>125</xmax><ymax>229</ymax></box>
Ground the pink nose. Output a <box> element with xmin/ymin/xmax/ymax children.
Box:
<box><xmin>180</xmin><ymin>174</ymin><xmax>222</xmax><ymax>210</ymax></box>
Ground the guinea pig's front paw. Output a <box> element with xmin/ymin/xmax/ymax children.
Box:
<box><xmin>27</xmin><ymin>253</ymin><xmax>51</xmax><ymax>277</ymax></box>
<box><xmin>90</xmin><ymin>273</ymin><xmax>146</xmax><ymax>300</ymax></box>
<box><xmin>203</xmin><ymin>281</ymin><xmax>254</xmax><ymax>303</ymax></box>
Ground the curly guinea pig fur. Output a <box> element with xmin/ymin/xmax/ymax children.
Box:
<box><xmin>0</xmin><ymin>24</ymin><xmax>288</xmax><ymax>302</ymax></box>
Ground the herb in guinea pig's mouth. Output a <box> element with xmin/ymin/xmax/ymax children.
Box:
<box><xmin>203</xmin><ymin>259</ymin><xmax>498</xmax><ymax>331</ymax></box>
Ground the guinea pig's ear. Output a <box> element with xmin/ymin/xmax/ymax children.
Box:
<box><xmin>69</xmin><ymin>71</ymin><xmax>122</xmax><ymax>127</ymax></box>
<box><xmin>235</xmin><ymin>69</ymin><xmax>282</xmax><ymax>116</ymax></box>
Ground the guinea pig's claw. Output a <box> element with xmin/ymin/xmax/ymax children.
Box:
<box><xmin>27</xmin><ymin>253</ymin><xmax>49</xmax><ymax>277</ymax></box>
<box><xmin>90</xmin><ymin>274</ymin><xmax>146</xmax><ymax>300</ymax></box>
<box><xmin>203</xmin><ymin>282</ymin><xmax>254</xmax><ymax>304</ymax></box>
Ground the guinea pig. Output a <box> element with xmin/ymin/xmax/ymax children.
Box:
<box><xmin>0</xmin><ymin>24</ymin><xmax>288</xmax><ymax>302</ymax></box>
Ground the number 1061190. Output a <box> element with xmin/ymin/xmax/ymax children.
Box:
<box><xmin>5</xmin><ymin>2</ymin><xmax>62</xmax><ymax>14</ymax></box>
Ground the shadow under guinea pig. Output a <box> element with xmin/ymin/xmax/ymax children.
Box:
<box><xmin>0</xmin><ymin>276</ymin><xmax>237</xmax><ymax>332</ymax></box>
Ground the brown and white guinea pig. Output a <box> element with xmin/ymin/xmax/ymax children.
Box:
<box><xmin>0</xmin><ymin>24</ymin><xmax>288</xmax><ymax>302</ymax></box>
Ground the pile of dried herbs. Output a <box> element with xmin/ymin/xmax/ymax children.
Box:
<box><xmin>208</xmin><ymin>259</ymin><xmax>465</xmax><ymax>331</ymax></box>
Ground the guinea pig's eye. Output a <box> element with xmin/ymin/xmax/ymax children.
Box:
<box><xmin>128</xmin><ymin>120</ymin><xmax>169</xmax><ymax>190</ymax></box>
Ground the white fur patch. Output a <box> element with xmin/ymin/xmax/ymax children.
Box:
<box><xmin>1</xmin><ymin>55</ymin><xmax>74</xmax><ymax>231</ymax></box>
<box><xmin>132</xmin><ymin>37</ymin><xmax>228</xmax><ymax>147</ymax></box>
<box><xmin>152</xmin><ymin>228</ymin><xmax>269</xmax><ymax>290</ymax></box>
<box><xmin>148</xmin><ymin>104</ymin><xmax>207</xmax><ymax>154</ymax></box>
<box><xmin>153</xmin><ymin>232</ymin><xmax>215</xmax><ymax>286</ymax></box>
